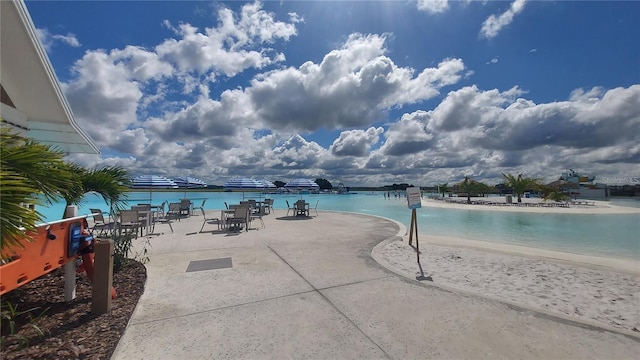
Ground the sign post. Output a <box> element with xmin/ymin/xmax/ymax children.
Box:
<box><xmin>406</xmin><ymin>187</ymin><xmax>430</xmax><ymax>281</ymax></box>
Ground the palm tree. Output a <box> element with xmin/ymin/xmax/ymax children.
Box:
<box><xmin>60</xmin><ymin>164</ymin><xmax>130</xmax><ymax>221</ymax></box>
<box><xmin>1</xmin><ymin>128</ymin><xmax>130</xmax><ymax>251</ymax></box>
<box><xmin>437</xmin><ymin>183</ymin><xmax>449</xmax><ymax>198</ymax></box>
<box><xmin>457</xmin><ymin>176</ymin><xmax>492</xmax><ymax>204</ymax></box>
<box><xmin>502</xmin><ymin>173</ymin><xmax>541</xmax><ymax>203</ymax></box>
<box><xmin>1</xmin><ymin>129</ymin><xmax>76</xmax><ymax>250</ymax></box>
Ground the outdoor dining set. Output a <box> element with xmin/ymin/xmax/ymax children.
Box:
<box><xmin>88</xmin><ymin>197</ymin><xmax>319</xmax><ymax>238</ymax></box>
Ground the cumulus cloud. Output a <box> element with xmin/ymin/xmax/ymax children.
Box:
<box><xmin>36</xmin><ymin>28</ymin><xmax>81</xmax><ymax>51</ymax></box>
<box><xmin>156</xmin><ymin>1</ymin><xmax>297</xmax><ymax>77</ymax></box>
<box><xmin>416</xmin><ymin>0</ymin><xmax>449</xmax><ymax>14</ymax></box>
<box><xmin>248</xmin><ymin>34</ymin><xmax>466</xmax><ymax>132</ymax></box>
<box><xmin>480</xmin><ymin>0</ymin><xmax>527</xmax><ymax>39</ymax></box>
<box><xmin>368</xmin><ymin>85</ymin><xmax>640</xmax><ymax>184</ymax></box>
<box><xmin>330</xmin><ymin>127</ymin><xmax>384</xmax><ymax>157</ymax></box>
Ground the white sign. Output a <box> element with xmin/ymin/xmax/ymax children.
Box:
<box><xmin>406</xmin><ymin>187</ymin><xmax>422</xmax><ymax>209</ymax></box>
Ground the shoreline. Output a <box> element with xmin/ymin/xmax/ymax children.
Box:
<box><xmin>422</xmin><ymin>197</ymin><xmax>640</xmax><ymax>214</ymax></box>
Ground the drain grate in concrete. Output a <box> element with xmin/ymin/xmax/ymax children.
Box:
<box><xmin>186</xmin><ymin>257</ymin><xmax>232</xmax><ymax>273</ymax></box>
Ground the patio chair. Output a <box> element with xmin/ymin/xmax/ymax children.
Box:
<box><xmin>131</xmin><ymin>204</ymin><xmax>153</xmax><ymax>235</ymax></box>
<box><xmin>227</xmin><ymin>206</ymin><xmax>249</xmax><ymax>232</ymax></box>
<box><xmin>167</xmin><ymin>202</ymin><xmax>182</xmax><ymax>222</ymax></box>
<box><xmin>295</xmin><ymin>200</ymin><xmax>309</xmax><ymax>217</ymax></box>
<box><xmin>193</xmin><ymin>199</ymin><xmax>207</xmax><ymax>216</ymax></box>
<box><xmin>250</xmin><ymin>205</ymin><xmax>266</xmax><ymax>229</ymax></box>
<box><xmin>153</xmin><ymin>207</ymin><xmax>174</xmax><ymax>234</ymax></box>
<box><xmin>286</xmin><ymin>200</ymin><xmax>296</xmax><ymax>216</ymax></box>
<box><xmin>199</xmin><ymin>208</ymin><xmax>221</xmax><ymax>233</ymax></box>
<box><xmin>89</xmin><ymin>208</ymin><xmax>114</xmax><ymax>237</ymax></box>
<box><xmin>118</xmin><ymin>209</ymin><xmax>141</xmax><ymax>238</ymax></box>
<box><xmin>179</xmin><ymin>199</ymin><xmax>192</xmax><ymax>217</ymax></box>
<box><xmin>264</xmin><ymin>198</ymin><xmax>274</xmax><ymax>214</ymax></box>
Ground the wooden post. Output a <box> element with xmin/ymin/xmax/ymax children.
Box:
<box><xmin>92</xmin><ymin>239</ymin><xmax>114</xmax><ymax>314</ymax></box>
<box><xmin>408</xmin><ymin>208</ymin><xmax>418</xmax><ymax>246</ymax></box>
<box><xmin>64</xmin><ymin>206</ymin><xmax>77</xmax><ymax>302</ymax></box>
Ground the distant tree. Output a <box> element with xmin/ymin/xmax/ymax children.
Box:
<box><xmin>437</xmin><ymin>183</ymin><xmax>449</xmax><ymax>197</ymax></box>
<box><xmin>457</xmin><ymin>176</ymin><xmax>491</xmax><ymax>204</ymax></box>
<box><xmin>273</xmin><ymin>180</ymin><xmax>285</xmax><ymax>188</ymax></box>
<box><xmin>502</xmin><ymin>173</ymin><xmax>542</xmax><ymax>203</ymax></box>
<box><xmin>314</xmin><ymin>178</ymin><xmax>333</xmax><ymax>190</ymax></box>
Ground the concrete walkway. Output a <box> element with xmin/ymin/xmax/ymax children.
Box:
<box><xmin>111</xmin><ymin>209</ymin><xmax>639</xmax><ymax>359</ymax></box>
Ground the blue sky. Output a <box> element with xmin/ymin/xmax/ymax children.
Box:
<box><xmin>26</xmin><ymin>0</ymin><xmax>640</xmax><ymax>186</ymax></box>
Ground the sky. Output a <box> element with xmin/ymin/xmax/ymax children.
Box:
<box><xmin>26</xmin><ymin>0</ymin><xmax>640</xmax><ymax>187</ymax></box>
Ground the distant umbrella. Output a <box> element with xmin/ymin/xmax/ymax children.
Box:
<box><xmin>224</xmin><ymin>178</ymin><xmax>265</xmax><ymax>199</ymax></box>
<box><xmin>284</xmin><ymin>178</ymin><xmax>320</xmax><ymax>190</ymax></box>
<box><xmin>130</xmin><ymin>175</ymin><xmax>178</xmax><ymax>203</ymax></box>
<box><xmin>260</xmin><ymin>179</ymin><xmax>277</xmax><ymax>189</ymax></box>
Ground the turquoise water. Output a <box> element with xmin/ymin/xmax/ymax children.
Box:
<box><xmin>37</xmin><ymin>191</ymin><xmax>640</xmax><ymax>261</ymax></box>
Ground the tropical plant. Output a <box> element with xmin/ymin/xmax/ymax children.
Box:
<box><xmin>437</xmin><ymin>183</ymin><xmax>449</xmax><ymax>197</ymax></box>
<box><xmin>457</xmin><ymin>176</ymin><xmax>492</xmax><ymax>204</ymax></box>
<box><xmin>502</xmin><ymin>173</ymin><xmax>542</xmax><ymax>203</ymax></box>
<box><xmin>0</xmin><ymin>300</ymin><xmax>49</xmax><ymax>348</ymax></box>
<box><xmin>0</xmin><ymin>129</ymin><xmax>76</xmax><ymax>250</ymax></box>
<box><xmin>59</xmin><ymin>164</ymin><xmax>130</xmax><ymax>220</ymax></box>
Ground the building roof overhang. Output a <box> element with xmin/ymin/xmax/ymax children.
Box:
<box><xmin>0</xmin><ymin>0</ymin><xmax>99</xmax><ymax>154</ymax></box>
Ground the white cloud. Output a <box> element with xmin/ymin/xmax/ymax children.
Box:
<box><xmin>247</xmin><ymin>34</ymin><xmax>466</xmax><ymax>132</ymax></box>
<box><xmin>156</xmin><ymin>1</ymin><xmax>297</xmax><ymax>77</ymax></box>
<box><xmin>416</xmin><ymin>0</ymin><xmax>449</xmax><ymax>14</ymax></box>
<box><xmin>36</xmin><ymin>28</ymin><xmax>81</xmax><ymax>51</ymax></box>
<box><xmin>480</xmin><ymin>0</ymin><xmax>527</xmax><ymax>39</ymax></box>
<box><xmin>330</xmin><ymin>127</ymin><xmax>384</xmax><ymax>157</ymax></box>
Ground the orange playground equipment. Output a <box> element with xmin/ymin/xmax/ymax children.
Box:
<box><xmin>0</xmin><ymin>215</ymin><xmax>116</xmax><ymax>299</ymax></box>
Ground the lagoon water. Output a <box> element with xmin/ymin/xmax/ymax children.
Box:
<box><xmin>37</xmin><ymin>191</ymin><xmax>640</xmax><ymax>261</ymax></box>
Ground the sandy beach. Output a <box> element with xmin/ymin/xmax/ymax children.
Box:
<box><xmin>423</xmin><ymin>196</ymin><xmax>640</xmax><ymax>214</ymax></box>
<box><xmin>373</xmin><ymin>198</ymin><xmax>640</xmax><ymax>334</ymax></box>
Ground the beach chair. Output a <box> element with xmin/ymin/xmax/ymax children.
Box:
<box><xmin>311</xmin><ymin>200</ymin><xmax>319</xmax><ymax>216</ymax></box>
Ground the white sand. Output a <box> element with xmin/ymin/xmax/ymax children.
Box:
<box><xmin>374</xmin><ymin>198</ymin><xmax>640</xmax><ymax>333</ymax></box>
<box><xmin>423</xmin><ymin>196</ymin><xmax>640</xmax><ymax>214</ymax></box>
<box><xmin>375</xmin><ymin>236</ymin><xmax>640</xmax><ymax>334</ymax></box>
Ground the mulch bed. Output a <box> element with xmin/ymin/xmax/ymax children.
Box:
<box><xmin>1</xmin><ymin>260</ymin><xmax>146</xmax><ymax>359</ymax></box>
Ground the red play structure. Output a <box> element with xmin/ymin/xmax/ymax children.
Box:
<box><xmin>0</xmin><ymin>215</ymin><xmax>116</xmax><ymax>299</ymax></box>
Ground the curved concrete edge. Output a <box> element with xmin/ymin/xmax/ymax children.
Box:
<box><xmin>371</xmin><ymin>236</ymin><xmax>640</xmax><ymax>341</ymax></box>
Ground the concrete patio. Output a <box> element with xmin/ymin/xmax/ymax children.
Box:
<box><xmin>111</xmin><ymin>209</ymin><xmax>639</xmax><ymax>359</ymax></box>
